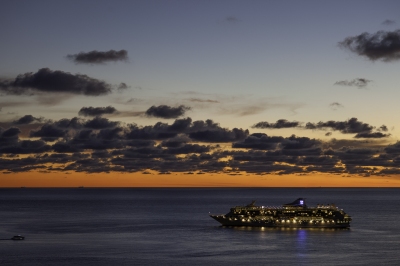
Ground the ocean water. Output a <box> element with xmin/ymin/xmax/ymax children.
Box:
<box><xmin>0</xmin><ymin>188</ymin><xmax>399</xmax><ymax>265</ymax></box>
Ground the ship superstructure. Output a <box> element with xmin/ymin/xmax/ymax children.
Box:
<box><xmin>210</xmin><ymin>198</ymin><xmax>351</xmax><ymax>228</ymax></box>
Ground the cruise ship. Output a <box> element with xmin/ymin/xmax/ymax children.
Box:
<box><xmin>210</xmin><ymin>198</ymin><xmax>352</xmax><ymax>228</ymax></box>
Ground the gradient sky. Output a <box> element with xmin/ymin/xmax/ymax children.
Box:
<box><xmin>1</xmin><ymin>0</ymin><xmax>400</xmax><ymax>187</ymax></box>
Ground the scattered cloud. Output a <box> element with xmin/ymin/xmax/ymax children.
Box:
<box><xmin>117</xmin><ymin>83</ymin><xmax>130</xmax><ymax>91</ymax></box>
<box><xmin>379</xmin><ymin>125</ymin><xmax>389</xmax><ymax>132</ymax></box>
<box><xmin>145</xmin><ymin>105</ymin><xmax>191</xmax><ymax>119</ymax></box>
<box><xmin>339</xmin><ymin>29</ymin><xmax>400</xmax><ymax>61</ymax></box>
<box><xmin>78</xmin><ymin>106</ymin><xmax>118</xmax><ymax>117</ymax></box>
<box><xmin>305</xmin><ymin>117</ymin><xmax>390</xmax><ymax>138</ymax></box>
<box><xmin>186</xmin><ymin>98</ymin><xmax>219</xmax><ymax>103</ymax></box>
<box><xmin>0</xmin><ymin>68</ymin><xmax>114</xmax><ymax>96</ymax></box>
<box><xmin>252</xmin><ymin>119</ymin><xmax>301</xmax><ymax>129</ymax></box>
<box><xmin>66</xmin><ymin>50</ymin><xmax>129</xmax><ymax>64</ymax></box>
<box><xmin>225</xmin><ymin>16</ymin><xmax>240</xmax><ymax>23</ymax></box>
<box><xmin>329</xmin><ymin>102</ymin><xmax>344</xmax><ymax>110</ymax></box>
<box><xmin>334</xmin><ymin>78</ymin><xmax>372</xmax><ymax>88</ymax></box>
<box><xmin>382</xmin><ymin>19</ymin><xmax>396</xmax><ymax>26</ymax></box>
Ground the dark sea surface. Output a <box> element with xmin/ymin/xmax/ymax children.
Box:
<box><xmin>1</xmin><ymin>188</ymin><xmax>399</xmax><ymax>265</ymax></box>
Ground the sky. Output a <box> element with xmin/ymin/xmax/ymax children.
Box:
<box><xmin>2</xmin><ymin>0</ymin><xmax>400</xmax><ymax>187</ymax></box>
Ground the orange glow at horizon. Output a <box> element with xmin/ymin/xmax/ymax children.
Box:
<box><xmin>2</xmin><ymin>171</ymin><xmax>400</xmax><ymax>188</ymax></box>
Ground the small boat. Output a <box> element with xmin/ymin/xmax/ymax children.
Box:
<box><xmin>11</xmin><ymin>235</ymin><xmax>25</xmax><ymax>240</ymax></box>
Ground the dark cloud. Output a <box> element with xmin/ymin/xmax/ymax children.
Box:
<box><xmin>0</xmin><ymin>68</ymin><xmax>113</xmax><ymax>96</ymax></box>
<box><xmin>252</xmin><ymin>119</ymin><xmax>300</xmax><ymax>129</ymax></box>
<box><xmin>78</xmin><ymin>106</ymin><xmax>118</xmax><ymax>117</ymax></box>
<box><xmin>169</xmin><ymin>117</ymin><xmax>192</xmax><ymax>131</ymax></box>
<box><xmin>126</xmin><ymin>123</ymin><xmax>178</xmax><ymax>140</ymax></box>
<box><xmin>189</xmin><ymin>127</ymin><xmax>248</xmax><ymax>142</ymax></box>
<box><xmin>67</xmin><ymin>50</ymin><xmax>128</xmax><ymax>64</ymax></box>
<box><xmin>384</xmin><ymin>142</ymin><xmax>400</xmax><ymax>154</ymax></box>
<box><xmin>4</xmin><ymin>139</ymin><xmax>51</xmax><ymax>154</ymax></box>
<box><xmin>306</xmin><ymin>117</ymin><xmax>372</xmax><ymax>133</ymax></box>
<box><xmin>281</xmin><ymin>135</ymin><xmax>321</xmax><ymax>150</ymax></box>
<box><xmin>145</xmin><ymin>105</ymin><xmax>191</xmax><ymax>119</ymax></box>
<box><xmin>354</xmin><ymin>132</ymin><xmax>390</xmax><ymax>138</ymax></box>
<box><xmin>54</xmin><ymin>117</ymin><xmax>84</xmax><ymax>129</ymax></box>
<box><xmin>13</xmin><ymin>115</ymin><xmax>44</xmax><ymax>125</ymax></box>
<box><xmin>305</xmin><ymin>118</ymin><xmax>390</xmax><ymax>139</ymax></box>
<box><xmin>233</xmin><ymin>133</ymin><xmax>283</xmax><ymax>150</ymax></box>
<box><xmin>163</xmin><ymin>144</ymin><xmax>211</xmax><ymax>155</ymax></box>
<box><xmin>30</xmin><ymin>124</ymin><xmax>68</xmax><ymax>141</ymax></box>
<box><xmin>161</xmin><ymin>136</ymin><xmax>189</xmax><ymax>148</ymax></box>
<box><xmin>0</xmin><ymin>127</ymin><xmax>21</xmax><ymax>151</ymax></box>
<box><xmin>0</xmin><ymin>127</ymin><xmax>51</xmax><ymax>154</ymax></box>
<box><xmin>83</xmin><ymin>117</ymin><xmax>120</xmax><ymax>129</ymax></box>
<box><xmin>334</xmin><ymin>78</ymin><xmax>372</xmax><ymax>88</ymax></box>
<box><xmin>339</xmin><ymin>30</ymin><xmax>400</xmax><ymax>61</ymax></box>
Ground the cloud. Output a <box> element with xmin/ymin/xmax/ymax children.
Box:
<box><xmin>334</xmin><ymin>78</ymin><xmax>372</xmax><ymax>88</ymax></box>
<box><xmin>379</xmin><ymin>125</ymin><xmax>389</xmax><ymax>132</ymax></box>
<box><xmin>305</xmin><ymin>118</ymin><xmax>390</xmax><ymax>139</ymax></box>
<box><xmin>117</xmin><ymin>83</ymin><xmax>130</xmax><ymax>91</ymax></box>
<box><xmin>225</xmin><ymin>16</ymin><xmax>240</xmax><ymax>23</ymax></box>
<box><xmin>339</xmin><ymin>30</ymin><xmax>400</xmax><ymax>61</ymax></box>
<box><xmin>13</xmin><ymin>115</ymin><xmax>44</xmax><ymax>124</ymax></box>
<box><xmin>306</xmin><ymin>117</ymin><xmax>372</xmax><ymax>133</ymax></box>
<box><xmin>30</xmin><ymin>124</ymin><xmax>68</xmax><ymax>141</ymax></box>
<box><xmin>252</xmin><ymin>119</ymin><xmax>301</xmax><ymax>129</ymax></box>
<box><xmin>354</xmin><ymin>132</ymin><xmax>390</xmax><ymax>138</ymax></box>
<box><xmin>232</xmin><ymin>133</ymin><xmax>283</xmax><ymax>150</ymax></box>
<box><xmin>66</xmin><ymin>50</ymin><xmax>128</xmax><ymax>64</ymax></box>
<box><xmin>1</xmin><ymin>127</ymin><xmax>21</xmax><ymax>139</ymax></box>
<box><xmin>329</xmin><ymin>102</ymin><xmax>344</xmax><ymax>110</ymax></box>
<box><xmin>382</xmin><ymin>19</ymin><xmax>396</xmax><ymax>26</ymax></box>
<box><xmin>186</xmin><ymin>98</ymin><xmax>219</xmax><ymax>103</ymax></box>
<box><xmin>83</xmin><ymin>117</ymin><xmax>120</xmax><ymax>129</ymax></box>
<box><xmin>189</xmin><ymin>127</ymin><xmax>248</xmax><ymax>142</ymax></box>
<box><xmin>0</xmin><ymin>68</ymin><xmax>113</xmax><ymax>96</ymax></box>
<box><xmin>145</xmin><ymin>105</ymin><xmax>191</xmax><ymax>119</ymax></box>
<box><xmin>78</xmin><ymin>106</ymin><xmax>118</xmax><ymax>117</ymax></box>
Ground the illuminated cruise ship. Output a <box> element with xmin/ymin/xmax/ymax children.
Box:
<box><xmin>210</xmin><ymin>198</ymin><xmax>352</xmax><ymax>228</ymax></box>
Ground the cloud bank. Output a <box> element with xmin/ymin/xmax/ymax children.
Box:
<box><xmin>1</xmin><ymin>114</ymin><xmax>398</xmax><ymax>176</ymax></box>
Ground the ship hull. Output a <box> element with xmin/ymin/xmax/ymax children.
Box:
<box><xmin>210</xmin><ymin>215</ymin><xmax>350</xmax><ymax>228</ymax></box>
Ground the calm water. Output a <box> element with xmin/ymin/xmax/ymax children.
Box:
<box><xmin>0</xmin><ymin>188</ymin><xmax>399</xmax><ymax>265</ymax></box>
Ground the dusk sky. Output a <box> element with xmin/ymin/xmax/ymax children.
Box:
<box><xmin>2</xmin><ymin>0</ymin><xmax>400</xmax><ymax>187</ymax></box>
